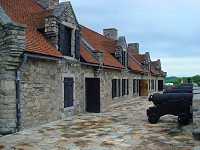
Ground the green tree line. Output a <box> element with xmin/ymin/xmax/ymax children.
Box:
<box><xmin>165</xmin><ymin>75</ymin><xmax>200</xmax><ymax>85</ymax></box>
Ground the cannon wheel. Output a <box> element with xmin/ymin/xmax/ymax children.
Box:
<box><xmin>178</xmin><ymin>113</ymin><xmax>190</xmax><ymax>126</ymax></box>
<box><xmin>148</xmin><ymin>114</ymin><xmax>159</xmax><ymax>124</ymax></box>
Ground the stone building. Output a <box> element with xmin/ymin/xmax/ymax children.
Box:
<box><xmin>0</xmin><ymin>0</ymin><xmax>166</xmax><ymax>134</ymax></box>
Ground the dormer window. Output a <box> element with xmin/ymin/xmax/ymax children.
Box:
<box><xmin>59</xmin><ymin>23</ymin><xmax>72</xmax><ymax>57</ymax></box>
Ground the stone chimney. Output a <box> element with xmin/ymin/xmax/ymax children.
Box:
<box><xmin>32</xmin><ymin>0</ymin><xmax>59</xmax><ymax>9</ymax></box>
<box><xmin>128</xmin><ymin>43</ymin><xmax>139</xmax><ymax>54</ymax></box>
<box><xmin>156</xmin><ymin>59</ymin><xmax>161</xmax><ymax>73</ymax></box>
<box><xmin>144</xmin><ymin>52</ymin><xmax>150</xmax><ymax>70</ymax></box>
<box><xmin>103</xmin><ymin>28</ymin><xmax>118</xmax><ymax>40</ymax></box>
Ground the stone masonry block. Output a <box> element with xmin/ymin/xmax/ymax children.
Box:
<box><xmin>0</xmin><ymin>80</ymin><xmax>15</xmax><ymax>91</ymax></box>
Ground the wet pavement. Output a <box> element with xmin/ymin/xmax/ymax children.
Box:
<box><xmin>0</xmin><ymin>96</ymin><xmax>200</xmax><ymax>150</ymax></box>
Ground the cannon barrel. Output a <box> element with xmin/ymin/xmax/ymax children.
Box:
<box><xmin>148</xmin><ymin>93</ymin><xmax>193</xmax><ymax>105</ymax></box>
<box><xmin>163</xmin><ymin>89</ymin><xmax>193</xmax><ymax>93</ymax></box>
<box><xmin>173</xmin><ymin>86</ymin><xmax>193</xmax><ymax>89</ymax></box>
<box><xmin>180</xmin><ymin>83</ymin><xmax>193</xmax><ymax>86</ymax></box>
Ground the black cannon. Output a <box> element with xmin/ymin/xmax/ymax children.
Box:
<box><xmin>163</xmin><ymin>89</ymin><xmax>193</xmax><ymax>93</ymax></box>
<box><xmin>148</xmin><ymin>93</ymin><xmax>193</xmax><ymax>105</ymax></box>
<box><xmin>147</xmin><ymin>93</ymin><xmax>193</xmax><ymax>125</ymax></box>
<box><xmin>179</xmin><ymin>83</ymin><xmax>193</xmax><ymax>86</ymax></box>
<box><xmin>173</xmin><ymin>86</ymin><xmax>193</xmax><ymax>89</ymax></box>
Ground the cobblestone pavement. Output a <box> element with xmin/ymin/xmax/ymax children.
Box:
<box><xmin>0</xmin><ymin>96</ymin><xmax>200</xmax><ymax>150</ymax></box>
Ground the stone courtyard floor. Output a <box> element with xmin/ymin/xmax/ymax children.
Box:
<box><xmin>0</xmin><ymin>96</ymin><xmax>200</xmax><ymax>150</ymax></box>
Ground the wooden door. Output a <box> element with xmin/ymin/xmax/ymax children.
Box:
<box><xmin>85</xmin><ymin>78</ymin><xmax>100</xmax><ymax>113</ymax></box>
<box><xmin>140</xmin><ymin>79</ymin><xmax>148</xmax><ymax>96</ymax></box>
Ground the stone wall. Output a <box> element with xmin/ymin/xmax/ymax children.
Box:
<box><xmin>0</xmin><ymin>22</ymin><xmax>26</xmax><ymax>133</ymax></box>
<box><xmin>18</xmin><ymin>56</ymin><xmax>164</xmax><ymax>130</ymax></box>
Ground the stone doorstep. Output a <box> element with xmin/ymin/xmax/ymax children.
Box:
<box><xmin>192</xmin><ymin>131</ymin><xmax>200</xmax><ymax>141</ymax></box>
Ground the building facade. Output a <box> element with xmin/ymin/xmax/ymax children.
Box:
<box><xmin>0</xmin><ymin>0</ymin><xmax>166</xmax><ymax>134</ymax></box>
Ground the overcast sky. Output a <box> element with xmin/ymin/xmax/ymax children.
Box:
<box><xmin>60</xmin><ymin>0</ymin><xmax>200</xmax><ymax>77</ymax></box>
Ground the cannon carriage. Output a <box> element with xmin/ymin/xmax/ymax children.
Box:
<box><xmin>147</xmin><ymin>93</ymin><xmax>193</xmax><ymax>125</ymax></box>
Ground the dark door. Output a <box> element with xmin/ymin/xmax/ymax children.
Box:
<box><xmin>85</xmin><ymin>78</ymin><xmax>100</xmax><ymax>113</ymax></box>
<box><xmin>140</xmin><ymin>79</ymin><xmax>148</xmax><ymax>96</ymax></box>
<box><xmin>158</xmin><ymin>80</ymin><xmax>163</xmax><ymax>91</ymax></box>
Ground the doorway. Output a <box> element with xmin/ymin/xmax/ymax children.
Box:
<box><xmin>85</xmin><ymin>78</ymin><xmax>100</xmax><ymax>113</ymax></box>
<box><xmin>139</xmin><ymin>79</ymin><xmax>148</xmax><ymax>96</ymax></box>
<box><xmin>158</xmin><ymin>80</ymin><xmax>163</xmax><ymax>91</ymax></box>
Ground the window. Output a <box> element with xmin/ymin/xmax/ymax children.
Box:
<box><xmin>64</xmin><ymin>77</ymin><xmax>74</xmax><ymax>108</ymax></box>
<box><xmin>133</xmin><ymin>79</ymin><xmax>136</xmax><ymax>93</ymax></box>
<box><xmin>112</xmin><ymin>79</ymin><xmax>117</xmax><ymax>98</ymax></box>
<box><xmin>59</xmin><ymin>24</ymin><xmax>72</xmax><ymax>57</ymax></box>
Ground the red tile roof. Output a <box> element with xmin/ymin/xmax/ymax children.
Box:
<box><xmin>129</xmin><ymin>49</ymin><xmax>152</xmax><ymax>73</ymax></box>
<box><xmin>151</xmin><ymin>61</ymin><xmax>157</xmax><ymax>69</ymax></box>
<box><xmin>151</xmin><ymin>66</ymin><xmax>159</xmax><ymax>75</ymax></box>
<box><xmin>0</xmin><ymin>0</ymin><xmax>63</xmax><ymax>58</ymax></box>
<box><xmin>133</xmin><ymin>54</ymin><xmax>145</xmax><ymax>64</ymax></box>
<box><xmin>80</xmin><ymin>44</ymin><xmax>100</xmax><ymax>64</ymax></box>
<box><xmin>81</xmin><ymin>25</ymin><xmax>125</xmax><ymax>69</ymax></box>
<box><xmin>129</xmin><ymin>57</ymin><xmax>144</xmax><ymax>72</ymax></box>
<box><xmin>32</xmin><ymin>9</ymin><xmax>54</xmax><ymax>29</ymax></box>
<box><xmin>129</xmin><ymin>49</ymin><xmax>138</xmax><ymax>56</ymax></box>
<box><xmin>129</xmin><ymin>49</ymin><xmax>145</xmax><ymax>64</ymax></box>
<box><xmin>101</xmin><ymin>40</ymin><xmax>117</xmax><ymax>53</ymax></box>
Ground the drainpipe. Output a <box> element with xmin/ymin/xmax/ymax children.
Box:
<box><xmin>15</xmin><ymin>55</ymin><xmax>27</xmax><ymax>132</ymax></box>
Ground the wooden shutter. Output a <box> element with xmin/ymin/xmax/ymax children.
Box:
<box><xmin>122</xmin><ymin>79</ymin><xmax>125</xmax><ymax>96</ymax></box>
<box><xmin>133</xmin><ymin>79</ymin><xmax>136</xmax><ymax>93</ymax></box>
<box><xmin>112</xmin><ymin>79</ymin><xmax>117</xmax><ymax>98</ymax></box>
<box><xmin>75</xmin><ymin>30</ymin><xmax>81</xmax><ymax>59</ymax></box>
<box><xmin>137</xmin><ymin>79</ymin><xmax>139</xmax><ymax>93</ymax></box>
<box><xmin>112</xmin><ymin>79</ymin><xmax>115</xmax><ymax>98</ymax></box>
<box><xmin>64</xmin><ymin>78</ymin><xmax>74</xmax><ymax>108</ymax></box>
<box><xmin>126</xmin><ymin>52</ymin><xmax>129</xmax><ymax>68</ymax></box>
<box><xmin>149</xmin><ymin>79</ymin><xmax>150</xmax><ymax>90</ymax></box>
<box><xmin>59</xmin><ymin>23</ymin><xmax>65</xmax><ymax>55</ymax></box>
<box><xmin>127</xmin><ymin>79</ymin><xmax>129</xmax><ymax>95</ymax></box>
<box><xmin>122</xmin><ymin>51</ymin><xmax>126</xmax><ymax>66</ymax></box>
<box><xmin>118</xmin><ymin>79</ymin><xmax>121</xmax><ymax>97</ymax></box>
